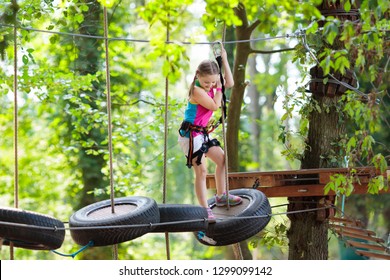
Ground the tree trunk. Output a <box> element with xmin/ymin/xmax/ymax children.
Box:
<box><xmin>227</xmin><ymin>3</ymin><xmax>252</xmax><ymax>172</ymax></box>
<box><xmin>288</xmin><ymin>95</ymin><xmax>345</xmax><ymax>260</ymax></box>
<box><xmin>248</xmin><ymin>54</ymin><xmax>261</xmax><ymax>165</ymax></box>
<box><xmin>287</xmin><ymin>0</ymin><xmax>359</xmax><ymax>259</ymax></box>
<box><xmin>72</xmin><ymin>1</ymin><xmax>111</xmax><ymax>260</ymax></box>
<box><xmin>224</xmin><ymin>3</ymin><xmax>254</xmax><ymax>260</ymax></box>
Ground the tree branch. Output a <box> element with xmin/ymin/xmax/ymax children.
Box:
<box><xmin>248</xmin><ymin>19</ymin><xmax>261</xmax><ymax>34</ymax></box>
<box><xmin>250</xmin><ymin>47</ymin><xmax>296</xmax><ymax>55</ymax></box>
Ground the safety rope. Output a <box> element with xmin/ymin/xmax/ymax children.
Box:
<box><xmin>213</xmin><ymin>41</ymin><xmax>230</xmax><ymax>209</ymax></box>
<box><xmin>217</xmin><ymin>23</ymin><xmax>243</xmax><ymax>260</ymax></box>
<box><xmin>51</xmin><ymin>241</ymin><xmax>94</xmax><ymax>258</ymax></box>
<box><xmin>163</xmin><ymin>12</ymin><xmax>171</xmax><ymax>261</ymax></box>
<box><xmin>103</xmin><ymin>6</ymin><xmax>118</xmax><ymax>260</ymax></box>
<box><xmin>11</xmin><ymin>24</ymin><xmax>19</xmax><ymax>261</ymax></box>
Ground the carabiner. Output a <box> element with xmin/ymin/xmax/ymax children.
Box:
<box><xmin>212</xmin><ymin>41</ymin><xmax>223</xmax><ymax>57</ymax></box>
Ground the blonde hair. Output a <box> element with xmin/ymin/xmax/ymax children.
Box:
<box><xmin>188</xmin><ymin>60</ymin><xmax>220</xmax><ymax>97</ymax></box>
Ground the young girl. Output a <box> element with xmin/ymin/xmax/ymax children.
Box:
<box><xmin>178</xmin><ymin>46</ymin><xmax>242</xmax><ymax>222</ymax></box>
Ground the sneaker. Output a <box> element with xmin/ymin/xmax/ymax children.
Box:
<box><xmin>215</xmin><ymin>192</ymin><xmax>242</xmax><ymax>207</ymax></box>
<box><xmin>206</xmin><ymin>207</ymin><xmax>216</xmax><ymax>223</ymax></box>
<box><xmin>197</xmin><ymin>231</ymin><xmax>217</xmax><ymax>245</ymax></box>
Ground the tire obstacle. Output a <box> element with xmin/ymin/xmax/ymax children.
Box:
<box><xmin>0</xmin><ymin>188</ymin><xmax>272</xmax><ymax>250</ymax></box>
<box><xmin>0</xmin><ymin>207</ymin><xmax>65</xmax><ymax>250</ymax></box>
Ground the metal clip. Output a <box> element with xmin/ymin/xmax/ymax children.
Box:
<box><xmin>252</xmin><ymin>178</ymin><xmax>260</xmax><ymax>189</ymax></box>
<box><xmin>212</xmin><ymin>41</ymin><xmax>223</xmax><ymax>57</ymax></box>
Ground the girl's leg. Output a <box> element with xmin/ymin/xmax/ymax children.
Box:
<box><xmin>205</xmin><ymin>146</ymin><xmax>226</xmax><ymax>196</ymax></box>
<box><xmin>192</xmin><ymin>156</ymin><xmax>217</xmax><ymax>222</ymax></box>
<box><xmin>206</xmin><ymin>146</ymin><xmax>242</xmax><ymax>206</ymax></box>
<box><xmin>192</xmin><ymin>157</ymin><xmax>209</xmax><ymax>208</ymax></box>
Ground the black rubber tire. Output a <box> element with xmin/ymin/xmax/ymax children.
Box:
<box><xmin>69</xmin><ymin>196</ymin><xmax>159</xmax><ymax>246</ymax></box>
<box><xmin>0</xmin><ymin>207</ymin><xmax>65</xmax><ymax>250</ymax></box>
<box><xmin>195</xmin><ymin>189</ymin><xmax>271</xmax><ymax>246</ymax></box>
<box><xmin>152</xmin><ymin>204</ymin><xmax>208</xmax><ymax>233</ymax></box>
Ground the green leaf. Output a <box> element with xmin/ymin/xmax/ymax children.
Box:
<box><xmin>22</xmin><ymin>54</ymin><xmax>29</xmax><ymax>65</ymax></box>
<box><xmin>324</xmin><ymin>181</ymin><xmax>334</xmax><ymax>195</ymax></box>
<box><xmin>323</xmin><ymin>21</ymin><xmax>339</xmax><ymax>45</ymax></box>
<box><xmin>344</xmin><ymin>0</ymin><xmax>351</xmax><ymax>12</ymax></box>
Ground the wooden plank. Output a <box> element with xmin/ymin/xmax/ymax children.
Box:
<box><xmin>319</xmin><ymin>172</ymin><xmax>332</xmax><ymax>184</ymax></box>
<box><xmin>356</xmin><ymin>250</ymin><xmax>390</xmax><ymax>260</ymax></box>
<box><xmin>319</xmin><ymin>172</ymin><xmax>370</xmax><ymax>184</ymax></box>
<box><xmin>330</xmin><ymin>224</ymin><xmax>376</xmax><ymax>236</ymax></box>
<box><xmin>334</xmin><ymin>229</ymin><xmax>385</xmax><ymax>243</ymax></box>
<box><xmin>329</xmin><ymin>217</ymin><xmax>362</xmax><ymax>227</ymax></box>
<box><xmin>256</xmin><ymin>185</ymin><xmax>323</xmax><ymax>198</ymax></box>
<box><xmin>222</xmin><ymin>183</ymin><xmax>385</xmax><ymax>198</ymax></box>
<box><xmin>346</xmin><ymin>240</ymin><xmax>388</xmax><ymax>252</ymax></box>
<box><xmin>259</xmin><ymin>175</ymin><xmax>281</xmax><ymax>187</ymax></box>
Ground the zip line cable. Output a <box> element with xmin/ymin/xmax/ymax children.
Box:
<box><xmin>0</xmin><ymin>23</ymin><xmax>297</xmax><ymax>44</ymax></box>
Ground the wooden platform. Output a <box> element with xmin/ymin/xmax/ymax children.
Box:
<box><xmin>206</xmin><ymin>167</ymin><xmax>390</xmax><ymax>197</ymax></box>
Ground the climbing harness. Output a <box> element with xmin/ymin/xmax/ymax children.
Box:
<box><xmin>179</xmin><ymin>121</ymin><xmax>221</xmax><ymax>168</ymax></box>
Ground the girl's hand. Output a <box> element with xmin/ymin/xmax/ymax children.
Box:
<box><xmin>213</xmin><ymin>78</ymin><xmax>223</xmax><ymax>90</ymax></box>
<box><xmin>220</xmin><ymin>46</ymin><xmax>228</xmax><ymax>64</ymax></box>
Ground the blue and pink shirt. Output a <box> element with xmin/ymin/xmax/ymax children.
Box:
<box><xmin>180</xmin><ymin>86</ymin><xmax>215</xmax><ymax>138</ymax></box>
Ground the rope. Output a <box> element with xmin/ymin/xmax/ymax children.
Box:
<box><xmin>103</xmin><ymin>7</ymin><xmax>115</xmax><ymax>215</ymax></box>
<box><xmin>300</xmin><ymin>29</ymin><xmax>367</xmax><ymax>97</ymax></box>
<box><xmin>163</xmin><ymin>11</ymin><xmax>171</xmax><ymax>261</ymax></box>
<box><xmin>217</xmin><ymin>36</ymin><xmax>230</xmax><ymax>211</ymax></box>
<box><xmin>11</xmin><ymin>23</ymin><xmax>19</xmax><ymax>261</ymax></box>
<box><xmin>0</xmin><ymin>23</ymin><xmax>296</xmax><ymax>45</ymax></box>
<box><xmin>103</xmin><ymin>6</ymin><xmax>118</xmax><ymax>260</ymax></box>
<box><xmin>218</xmin><ymin>22</ymin><xmax>242</xmax><ymax>259</ymax></box>
<box><xmin>51</xmin><ymin>241</ymin><xmax>94</xmax><ymax>258</ymax></box>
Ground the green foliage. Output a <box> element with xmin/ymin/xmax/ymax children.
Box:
<box><xmin>137</xmin><ymin>0</ymin><xmax>192</xmax><ymax>81</ymax></box>
<box><xmin>316</xmin><ymin>0</ymin><xmax>389</xmax><ymax>84</ymax></box>
<box><xmin>324</xmin><ymin>173</ymin><xmax>355</xmax><ymax>196</ymax></box>
<box><xmin>250</xmin><ymin>222</ymin><xmax>288</xmax><ymax>250</ymax></box>
<box><xmin>0</xmin><ymin>0</ymin><xmax>389</xmax><ymax>260</ymax></box>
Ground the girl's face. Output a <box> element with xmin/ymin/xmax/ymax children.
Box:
<box><xmin>197</xmin><ymin>74</ymin><xmax>218</xmax><ymax>92</ymax></box>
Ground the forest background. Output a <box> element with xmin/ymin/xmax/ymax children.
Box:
<box><xmin>0</xmin><ymin>0</ymin><xmax>389</xmax><ymax>260</ymax></box>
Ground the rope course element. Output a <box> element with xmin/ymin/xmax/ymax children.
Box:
<box><xmin>51</xmin><ymin>241</ymin><xmax>94</xmax><ymax>258</ymax></box>
<box><xmin>103</xmin><ymin>7</ymin><xmax>115</xmax><ymax>217</ymax></box>
<box><xmin>329</xmin><ymin>206</ymin><xmax>390</xmax><ymax>260</ymax></box>
<box><xmin>163</xmin><ymin>14</ymin><xmax>171</xmax><ymax>261</ymax></box>
<box><xmin>102</xmin><ymin>6</ymin><xmax>119</xmax><ymax>260</ymax></box>
<box><xmin>11</xmin><ymin>23</ymin><xmax>19</xmax><ymax>261</ymax></box>
<box><xmin>299</xmin><ymin>29</ymin><xmax>368</xmax><ymax>98</ymax></box>
<box><xmin>0</xmin><ymin>205</ymin><xmax>334</xmax><ymax>232</ymax></box>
